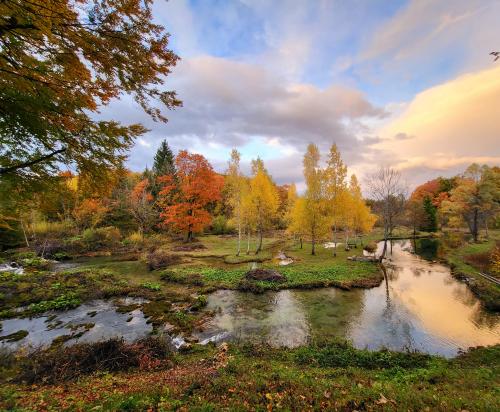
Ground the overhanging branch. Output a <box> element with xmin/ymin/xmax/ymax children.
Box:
<box><xmin>0</xmin><ymin>147</ymin><xmax>66</xmax><ymax>175</ymax></box>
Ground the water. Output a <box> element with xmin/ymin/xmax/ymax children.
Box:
<box><xmin>0</xmin><ymin>297</ymin><xmax>151</xmax><ymax>352</ymax></box>
<box><xmin>194</xmin><ymin>240</ymin><xmax>500</xmax><ymax>357</ymax></box>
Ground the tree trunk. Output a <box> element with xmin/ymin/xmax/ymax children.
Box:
<box><xmin>246</xmin><ymin>229</ymin><xmax>250</xmax><ymax>255</ymax></box>
<box><xmin>484</xmin><ymin>217</ymin><xmax>489</xmax><ymax>239</ymax></box>
<box><xmin>472</xmin><ymin>208</ymin><xmax>479</xmax><ymax>242</ymax></box>
<box><xmin>379</xmin><ymin>226</ymin><xmax>388</xmax><ymax>262</ymax></box>
<box><xmin>311</xmin><ymin>236</ymin><xmax>315</xmax><ymax>255</ymax></box>
<box><xmin>255</xmin><ymin>229</ymin><xmax>263</xmax><ymax>254</ymax></box>
<box><xmin>236</xmin><ymin>222</ymin><xmax>241</xmax><ymax>256</ymax></box>
<box><xmin>300</xmin><ymin>237</ymin><xmax>303</xmax><ymax>249</ymax></box>
<box><xmin>333</xmin><ymin>223</ymin><xmax>337</xmax><ymax>257</ymax></box>
<box><xmin>20</xmin><ymin>219</ymin><xmax>29</xmax><ymax>248</ymax></box>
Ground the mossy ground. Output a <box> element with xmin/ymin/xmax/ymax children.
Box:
<box><xmin>0</xmin><ymin>342</ymin><xmax>498</xmax><ymax>411</ymax></box>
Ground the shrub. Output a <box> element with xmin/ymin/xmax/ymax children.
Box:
<box><xmin>160</xmin><ymin>270</ymin><xmax>204</xmax><ymax>286</ymax></box>
<box><xmin>210</xmin><ymin>215</ymin><xmax>234</xmax><ymax>235</ymax></box>
<box><xmin>81</xmin><ymin>226</ymin><xmax>121</xmax><ymax>251</ymax></box>
<box><xmin>16</xmin><ymin>337</ymin><xmax>172</xmax><ymax>383</ymax></box>
<box><xmin>363</xmin><ymin>242</ymin><xmax>377</xmax><ymax>254</ymax></box>
<box><xmin>145</xmin><ymin>249</ymin><xmax>181</xmax><ymax>270</ymax></box>
<box><xmin>141</xmin><ymin>282</ymin><xmax>161</xmax><ymax>291</ymax></box>
<box><xmin>124</xmin><ymin>231</ymin><xmax>144</xmax><ymax>247</ymax></box>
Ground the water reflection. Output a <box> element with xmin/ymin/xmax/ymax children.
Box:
<box><xmin>0</xmin><ymin>298</ymin><xmax>151</xmax><ymax>352</ymax></box>
<box><xmin>197</xmin><ymin>240</ymin><xmax>500</xmax><ymax>357</ymax></box>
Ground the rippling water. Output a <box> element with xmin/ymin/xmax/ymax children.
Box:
<box><xmin>194</xmin><ymin>240</ymin><xmax>500</xmax><ymax>356</ymax></box>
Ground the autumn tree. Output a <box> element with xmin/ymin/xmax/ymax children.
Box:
<box><xmin>249</xmin><ymin>158</ymin><xmax>280</xmax><ymax>254</ymax></box>
<box><xmin>73</xmin><ymin>198</ymin><xmax>108</xmax><ymax>230</ymax></box>
<box><xmin>130</xmin><ymin>179</ymin><xmax>156</xmax><ymax>237</ymax></box>
<box><xmin>158</xmin><ymin>151</ymin><xmax>223</xmax><ymax>242</ymax></box>
<box><xmin>225</xmin><ymin>149</ymin><xmax>246</xmax><ymax>255</ymax></box>
<box><xmin>0</xmin><ymin>0</ymin><xmax>181</xmax><ymax>182</ymax></box>
<box><xmin>440</xmin><ymin>164</ymin><xmax>500</xmax><ymax>241</ymax></box>
<box><xmin>347</xmin><ymin>174</ymin><xmax>376</xmax><ymax>246</ymax></box>
<box><xmin>324</xmin><ymin>143</ymin><xmax>347</xmax><ymax>256</ymax></box>
<box><xmin>300</xmin><ymin>144</ymin><xmax>329</xmax><ymax>255</ymax></box>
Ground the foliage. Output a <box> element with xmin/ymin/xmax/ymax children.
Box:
<box><xmin>28</xmin><ymin>293</ymin><xmax>81</xmax><ymax>314</ymax></box>
<box><xmin>141</xmin><ymin>282</ymin><xmax>161</xmax><ymax>291</ymax></box>
<box><xmin>159</xmin><ymin>151</ymin><xmax>224</xmax><ymax>241</ymax></box>
<box><xmin>81</xmin><ymin>226</ymin><xmax>121</xmax><ymax>250</ymax></box>
<box><xmin>74</xmin><ymin>198</ymin><xmax>109</xmax><ymax>229</ymax></box>
<box><xmin>0</xmin><ymin>0</ymin><xmax>180</xmax><ymax>182</ymax></box>
<box><xmin>129</xmin><ymin>179</ymin><xmax>156</xmax><ymax>236</ymax></box>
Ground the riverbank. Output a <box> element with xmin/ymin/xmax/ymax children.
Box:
<box><xmin>1</xmin><ymin>340</ymin><xmax>498</xmax><ymax>411</ymax></box>
<box><xmin>437</xmin><ymin>230</ymin><xmax>500</xmax><ymax>312</ymax></box>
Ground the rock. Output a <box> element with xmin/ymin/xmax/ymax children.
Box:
<box><xmin>245</xmin><ymin>268</ymin><xmax>286</xmax><ymax>282</ymax></box>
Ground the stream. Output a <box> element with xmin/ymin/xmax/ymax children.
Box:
<box><xmin>194</xmin><ymin>240</ymin><xmax>500</xmax><ymax>357</ymax></box>
<box><xmin>1</xmin><ymin>240</ymin><xmax>499</xmax><ymax>356</ymax></box>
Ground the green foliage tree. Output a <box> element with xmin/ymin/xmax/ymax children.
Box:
<box><xmin>0</xmin><ymin>0</ymin><xmax>181</xmax><ymax>182</ymax></box>
<box><xmin>422</xmin><ymin>196</ymin><xmax>438</xmax><ymax>232</ymax></box>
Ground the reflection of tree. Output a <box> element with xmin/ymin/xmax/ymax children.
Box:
<box><xmin>295</xmin><ymin>288</ymin><xmax>365</xmax><ymax>345</ymax></box>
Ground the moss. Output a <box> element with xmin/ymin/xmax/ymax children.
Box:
<box><xmin>0</xmin><ymin>330</ymin><xmax>28</xmax><ymax>342</ymax></box>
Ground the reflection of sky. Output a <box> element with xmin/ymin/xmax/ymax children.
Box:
<box><xmin>199</xmin><ymin>241</ymin><xmax>500</xmax><ymax>356</ymax></box>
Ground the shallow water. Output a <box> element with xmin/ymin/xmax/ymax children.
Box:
<box><xmin>194</xmin><ymin>240</ymin><xmax>500</xmax><ymax>357</ymax></box>
<box><xmin>0</xmin><ymin>297</ymin><xmax>151</xmax><ymax>352</ymax></box>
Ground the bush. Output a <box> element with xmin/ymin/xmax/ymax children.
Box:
<box><xmin>145</xmin><ymin>249</ymin><xmax>181</xmax><ymax>270</ymax></box>
<box><xmin>210</xmin><ymin>215</ymin><xmax>235</xmax><ymax>235</ymax></box>
<box><xmin>160</xmin><ymin>270</ymin><xmax>204</xmax><ymax>286</ymax></box>
<box><xmin>28</xmin><ymin>293</ymin><xmax>81</xmax><ymax>314</ymax></box>
<box><xmin>16</xmin><ymin>337</ymin><xmax>172</xmax><ymax>384</ymax></box>
<box><xmin>81</xmin><ymin>226</ymin><xmax>121</xmax><ymax>251</ymax></box>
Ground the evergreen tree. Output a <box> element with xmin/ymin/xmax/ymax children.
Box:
<box><xmin>422</xmin><ymin>195</ymin><xmax>438</xmax><ymax>232</ymax></box>
<box><xmin>153</xmin><ymin>140</ymin><xmax>176</xmax><ymax>177</ymax></box>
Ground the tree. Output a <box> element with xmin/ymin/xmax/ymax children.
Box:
<box><xmin>73</xmin><ymin>198</ymin><xmax>108</xmax><ymax>230</ymax></box>
<box><xmin>440</xmin><ymin>164</ymin><xmax>500</xmax><ymax>241</ymax></box>
<box><xmin>225</xmin><ymin>149</ymin><xmax>246</xmax><ymax>255</ymax></box>
<box><xmin>422</xmin><ymin>196</ymin><xmax>438</xmax><ymax>232</ymax></box>
<box><xmin>249</xmin><ymin>158</ymin><xmax>279</xmax><ymax>254</ymax></box>
<box><xmin>130</xmin><ymin>179</ymin><xmax>156</xmax><ymax>237</ymax></box>
<box><xmin>153</xmin><ymin>140</ymin><xmax>176</xmax><ymax>179</ymax></box>
<box><xmin>347</xmin><ymin>174</ymin><xmax>376</xmax><ymax>246</ymax></box>
<box><xmin>158</xmin><ymin>151</ymin><xmax>223</xmax><ymax>242</ymax></box>
<box><xmin>0</xmin><ymin>0</ymin><xmax>181</xmax><ymax>181</ymax></box>
<box><xmin>301</xmin><ymin>144</ymin><xmax>329</xmax><ymax>255</ymax></box>
<box><xmin>367</xmin><ymin>166</ymin><xmax>407</xmax><ymax>260</ymax></box>
<box><xmin>324</xmin><ymin>143</ymin><xmax>347</xmax><ymax>256</ymax></box>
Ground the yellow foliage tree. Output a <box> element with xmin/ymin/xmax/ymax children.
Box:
<box><xmin>249</xmin><ymin>158</ymin><xmax>280</xmax><ymax>254</ymax></box>
<box><xmin>300</xmin><ymin>144</ymin><xmax>330</xmax><ymax>255</ymax></box>
<box><xmin>324</xmin><ymin>143</ymin><xmax>347</xmax><ymax>256</ymax></box>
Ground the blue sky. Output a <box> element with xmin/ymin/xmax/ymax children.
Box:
<box><xmin>103</xmin><ymin>0</ymin><xmax>500</xmax><ymax>190</ymax></box>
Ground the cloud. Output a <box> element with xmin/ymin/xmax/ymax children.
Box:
<box><xmin>101</xmin><ymin>55</ymin><xmax>386</xmax><ymax>183</ymax></box>
<box><xmin>371</xmin><ymin>65</ymin><xmax>500</xmax><ymax>187</ymax></box>
<box><xmin>394</xmin><ymin>132</ymin><xmax>414</xmax><ymax>141</ymax></box>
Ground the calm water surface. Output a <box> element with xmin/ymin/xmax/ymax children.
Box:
<box><xmin>194</xmin><ymin>240</ymin><xmax>500</xmax><ymax>357</ymax></box>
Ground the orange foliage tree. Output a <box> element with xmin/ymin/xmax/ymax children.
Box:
<box><xmin>130</xmin><ymin>179</ymin><xmax>156</xmax><ymax>237</ymax></box>
<box><xmin>158</xmin><ymin>151</ymin><xmax>223</xmax><ymax>241</ymax></box>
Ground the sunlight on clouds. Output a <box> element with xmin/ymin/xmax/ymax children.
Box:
<box><xmin>375</xmin><ymin>65</ymin><xmax>500</xmax><ymax>173</ymax></box>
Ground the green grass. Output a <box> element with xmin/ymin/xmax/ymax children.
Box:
<box><xmin>1</xmin><ymin>342</ymin><xmax>498</xmax><ymax>411</ymax></box>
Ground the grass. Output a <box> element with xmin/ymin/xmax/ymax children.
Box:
<box><xmin>439</xmin><ymin>229</ymin><xmax>500</xmax><ymax>311</ymax></box>
<box><xmin>0</xmin><ymin>341</ymin><xmax>498</xmax><ymax>411</ymax></box>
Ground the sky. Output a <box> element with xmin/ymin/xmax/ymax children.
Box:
<box><xmin>102</xmin><ymin>0</ymin><xmax>500</xmax><ymax>192</ymax></box>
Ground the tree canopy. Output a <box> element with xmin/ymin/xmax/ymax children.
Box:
<box><xmin>0</xmin><ymin>0</ymin><xmax>181</xmax><ymax>181</ymax></box>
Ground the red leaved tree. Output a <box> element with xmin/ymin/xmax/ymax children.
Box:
<box><xmin>158</xmin><ymin>151</ymin><xmax>223</xmax><ymax>241</ymax></box>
